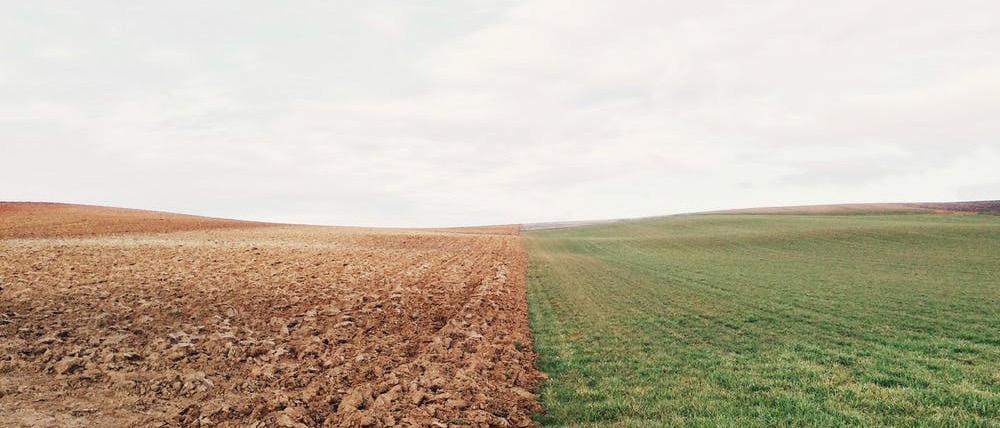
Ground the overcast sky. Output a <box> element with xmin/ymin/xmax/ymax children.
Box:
<box><xmin>3</xmin><ymin>1</ymin><xmax>999</xmax><ymax>227</ymax></box>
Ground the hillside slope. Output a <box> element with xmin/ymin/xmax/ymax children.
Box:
<box><xmin>525</xmin><ymin>213</ymin><xmax>1000</xmax><ymax>426</ymax></box>
<box><xmin>707</xmin><ymin>200</ymin><xmax>1000</xmax><ymax>215</ymax></box>
<box><xmin>0</xmin><ymin>202</ymin><xmax>267</xmax><ymax>239</ymax></box>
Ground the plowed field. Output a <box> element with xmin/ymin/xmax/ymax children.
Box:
<box><xmin>0</xmin><ymin>203</ymin><xmax>541</xmax><ymax>427</ymax></box>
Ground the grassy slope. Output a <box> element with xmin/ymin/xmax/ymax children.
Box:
<box><xmin>525</xmin><ymin>214</ymin><xmax>1000</xmax><ymax>426</ymax></box>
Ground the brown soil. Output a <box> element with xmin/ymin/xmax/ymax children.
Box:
<box><xmin>0</xmin><ymin>202</ymin><xmax>266</xmax><ymax>239</ymax></box>
<box><xmin>0</xmin><ymin>204</ymin><xmax>542</xmax><ymax>427</ymax></box>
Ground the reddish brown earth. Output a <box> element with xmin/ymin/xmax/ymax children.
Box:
<box><xmin>0</xmin><ymin>203</ymin><xmax>542</xmax><ymax>427</ymax></box>
<box><xmin>0</xmin><ymin>202</ymin><xmax>265</xmax><ymax>239</ymax></box>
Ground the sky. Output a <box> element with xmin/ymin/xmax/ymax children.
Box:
<box><xmin>2</xmin><ymin>1</ymin><xmax>999</xmax><ymax>227</ymax></box>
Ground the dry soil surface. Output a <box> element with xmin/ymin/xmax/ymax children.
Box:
<box><xmin>0</xmin><ymin>202</ymin><xmax>265</xmax><ymax>239</ymax></box>
<box><xmin>0</xmin><ymin>203</ymin><xmax>541</xmax><ymax>427</ymax></box>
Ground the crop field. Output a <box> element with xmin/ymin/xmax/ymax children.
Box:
<box><xmin>0</xmin><ymin>203</ymin><xmax>541</xmax><ymax>427</ymax></box>
<box><xmin>525</xmin><ymin>214</ymin><xmax>1000</xmax><ymax>426</ymax></box>
<box><xmin>4</xmin><ymin>202</ymin><xmax>999</xmax><ymax>427</ymax></box>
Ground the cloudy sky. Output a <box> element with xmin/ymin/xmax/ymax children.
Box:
<box><xmin>3</xmin><ymin>1</ymin><xmax>999</xmax><ymax>227</ymax></box>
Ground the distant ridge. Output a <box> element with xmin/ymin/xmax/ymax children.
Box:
<box><xmin>707</xmin><ymin>200</ymin><xmax>1000</xmax><ymax>215</ymax></box>
<box><xmin>521</xmin><ymin>219</ymin><xmax>623</xmax><ymax>231</ymax></box>
<box><xmin>5</xmin><ymin>200</ymin><xmax>998</xmax><ymax>238</ymax></box>
<box><xmin>522</xmin><ymin>200</ymin><xmax>1000</xmax><ymax>231</ymax></box>
<box><xmin>909</xmin><ymin>200</ymin><xmax>1000</xmax><ymax>214</ymax></box>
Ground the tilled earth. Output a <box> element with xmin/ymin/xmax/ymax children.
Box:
<box><xmin>0</xmin><ymin>204</ymin><xmax>541</xmax><ymax>427</ymax></box>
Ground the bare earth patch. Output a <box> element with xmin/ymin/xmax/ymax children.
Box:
<box><xmin>0</xmin><ymin>204</ymin><xmax>541</xmax><ymax>427</ymax></box>
<box><xmin>0</xmin><ymin>202</ymin><xmax>265</xmax><ymax>239</ymax></box>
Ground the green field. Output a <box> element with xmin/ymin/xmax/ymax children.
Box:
<box><xmin>525</xmin><ymin>214</ymin><xmax>1000</xmax><ymax>426</ymax></box>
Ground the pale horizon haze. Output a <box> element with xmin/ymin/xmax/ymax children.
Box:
<box><xmin>3</xmin><ymin>1</ymin><xmax>999</xmax><ymax>227</ymax></box>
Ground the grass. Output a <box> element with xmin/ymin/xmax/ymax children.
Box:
<box><xmin>524</xmin><ymin>214</ymin><xmax>1000</xmax><ymax>427</ymax></box>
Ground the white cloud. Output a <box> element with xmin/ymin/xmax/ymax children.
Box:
<box><xmin>2</xmin><ymin>0</ymin><xmax>998</xmax><ymax>227</ymax></box>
